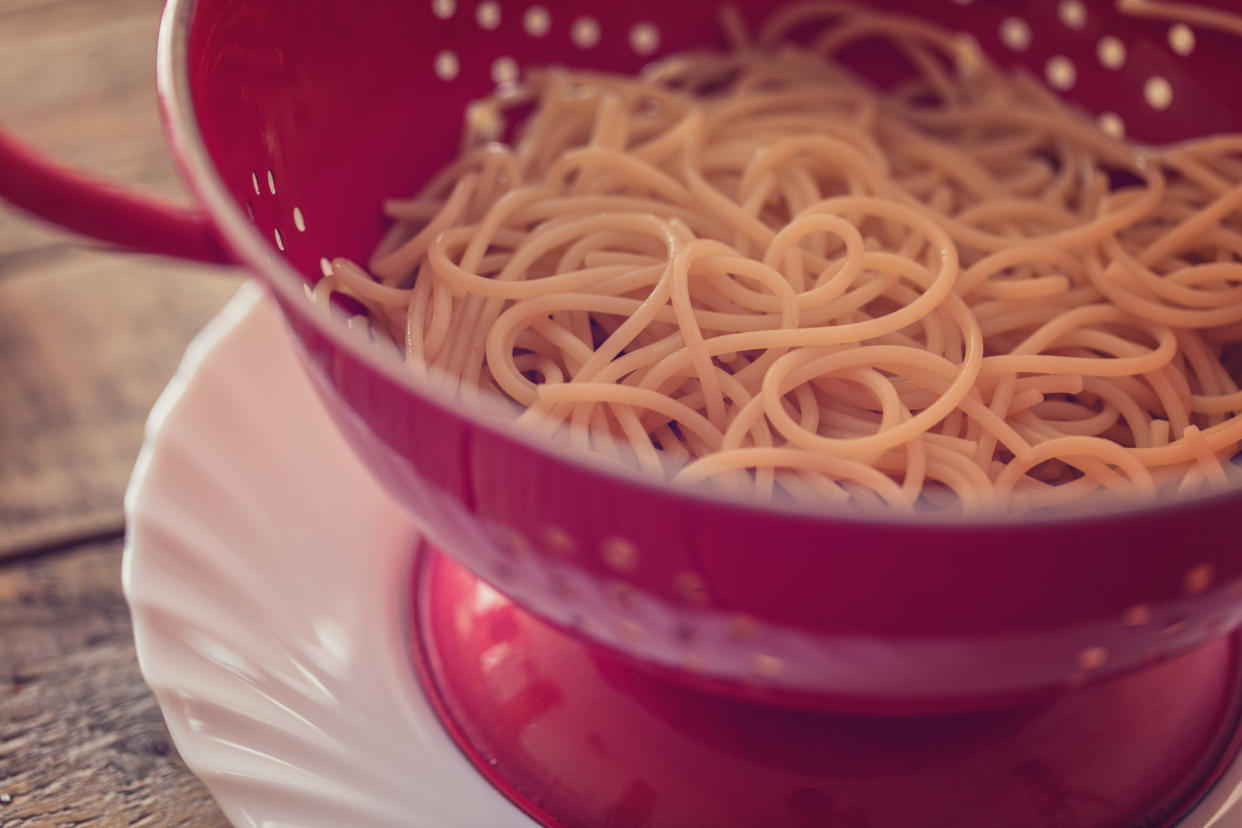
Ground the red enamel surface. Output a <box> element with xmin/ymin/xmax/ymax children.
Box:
<box><xmin>0</xmin><ymin>129</ymin><xmax>231</xmax><ymax>263</ymax></box>
<box><xmin>172</xmin><ymin>0</ymin><xmax>1242</xmax><ymax>708</ymax></box>
<box><xmin>413</xmin><ymin>546</ymin><xmax>1242</xmax><ymax>828</ymax></box>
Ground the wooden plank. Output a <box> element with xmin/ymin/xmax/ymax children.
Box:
<box><xmin>0</xmin><ymin>0</ymin><xmax>189</xmax><ymax>259</ymax></box>
<box><xmin>0</xmin><ymin>540</ymin><xmax>229</xmax><ymax>826</ymax></box>
<box><xmin>0</xmin><ymin>0</ymin><xmax>245</xmax><ymax>557</ymax></box>
<box><xmin>0</xmin><ymin>252</ymin><xmax>241</xmax><ymax>558</ymax></box>
<box><xmin>0</xmin><ymin>0</ymin><xmax>238</xmax><ymax>823</ymax></box>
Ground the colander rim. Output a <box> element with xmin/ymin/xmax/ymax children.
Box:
<box><xmin>154</xmin><ymin>0</ymin><xmax>1242</xmax><ymax>532</ymax></box>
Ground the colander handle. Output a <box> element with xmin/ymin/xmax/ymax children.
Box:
<box><xmin>0</xmin><ymin>129</ymin><xmax>235</xmax><ymax>265</ymax></box>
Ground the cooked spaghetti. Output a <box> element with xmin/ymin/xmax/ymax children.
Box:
<box><xmin>315</xmin><ymin>2</ymin><xmax>1242</xmax><ymax>514</ymax></box>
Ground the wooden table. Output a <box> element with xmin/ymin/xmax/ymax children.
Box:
<box><xmin>0</xmin><ymin>0</ymin><xmax>241</xmax><ymax>823</ymax></box>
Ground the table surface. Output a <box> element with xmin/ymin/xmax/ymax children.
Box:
<box><xmin>0</xmin><ymin>0</ymin><xmax>241</xmax><ymax>823</ymax></box>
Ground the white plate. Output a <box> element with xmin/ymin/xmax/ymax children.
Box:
<box><xmin>123</xmin><ymin>282</ymin><xmax>1242</xmax><ymax>828</ymax></box>
<box><xmin>123</xmin><ymin>282</ymin><xmax>536</xmax><ymax>828</ymax></box>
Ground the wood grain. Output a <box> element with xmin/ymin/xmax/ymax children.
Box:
<box><xmin>0</xmin><ymin>247</ymin><xmax>240</xmax><ymax>559</ymax></box>
<box><xmin>0</xmin><ymin>541</ymin><xmax>228</xmax><ymax>827</ymax></box>
<box><xmin>0</xmin><ymin>0</ymin><xmax>193</xmax><ymax>260</ymax></box>
<box><xmin>0</xmin><ymin>0</ymin><xmax>244</xmax><ymax>558</ymax></box>
<box><xmin>0</xmin><ymin>0</ymin><xmax>242</xmax><ymax>823</ymax></box>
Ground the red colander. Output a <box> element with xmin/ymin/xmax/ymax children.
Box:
<box><xmin>3</xmin><ymin>0</ymin><xmax>1242</xmax><ymax>715</ymax></box>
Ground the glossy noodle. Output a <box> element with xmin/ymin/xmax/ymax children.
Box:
<box><xmin>315</xmin><ymin>2</ymin><xmax>1242</xmax><ymax>515</ymax></box>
